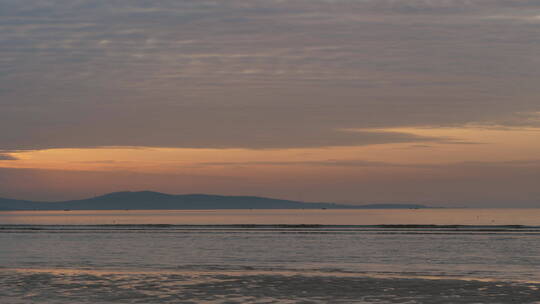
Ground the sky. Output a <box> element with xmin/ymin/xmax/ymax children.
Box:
<box><xmin>1</xmin><ymin>0</ymin><xmax>540</xmax><ymax>207</ymax></box>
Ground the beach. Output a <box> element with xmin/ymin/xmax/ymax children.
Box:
<box><xmin>1</xmin><ymin>209</ymin><xmax>540</xmax><ymax>303</ymax></box>
<box><xmin>2</xmin><ymin>268</ymin><xmax>540</xmax><ymax>303</ymax></box>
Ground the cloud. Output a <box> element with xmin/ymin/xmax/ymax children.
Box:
<box><xmin>196</xmin><ymin>159</ymin><xmax>540</xmax><ymax>169</ymax></box>
<box><xmin>198</xmin><ymin>159</ymin><xmax>421</xmax><ymax>168</ymax></box>
<box><xmin>1</xmin><ymin>0</ymin><xmax>540</xmax><ymax>150</ymax></box>
<box><xmin>75</xmin><ymin>160</ymin><xmax>124</xmax><ymax>164</ymax></box>
<box><xmin>485</xmin><ymin>112</ymin><xmax>540</xmax><ymax>128</ymax></box>
<box><xmin>454</xmin><ymin>159</ymin><xmax>540</xmax><ymax>167</ymax></box>
<box><xmin>484</xmin><ymin>14</ymin><xmax>540</xmax><ymax>22</ymax></box>
<box><xmin>0</xmin><ymin>123</ymin><xmax>446</xmax><ymax>150</ymax></box>
<box><xmin>0</xmin><ymin>153</ymin><xmax>17</xmax><ymax>160</ymax></box>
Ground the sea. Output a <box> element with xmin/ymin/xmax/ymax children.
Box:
<box><xmin>1</xmin><ymin>209</ymin><xmax>540</xmax><ymax>303</ymax></box>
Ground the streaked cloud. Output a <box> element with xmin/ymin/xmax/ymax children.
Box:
<box><xmin>197</xmin><ymin>158</ymin><xmax>540</xmax><ymax>169</ymax></box>
<box><xmin>1</xmin><ymin>0</ymin><xmax>540</xmax><ymax>150</ymax></box>
<box><xmin>0</xmin><ymin>153</ymin><xmax>17</xmax><ymax>161</ymax></box>
<box><xmin>0</xmin><ymin>126</ymin><xmax>446</xmax><ymax>150</ymax></box>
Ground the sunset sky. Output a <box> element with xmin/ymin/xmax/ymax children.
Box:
<box><xmin>1</xmin><ymin>0</ymin><xmax>539</xmax><ymax>206</ymax></box>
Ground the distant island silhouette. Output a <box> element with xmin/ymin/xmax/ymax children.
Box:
<box><xmin>0</xmin><ymin>191</ymin><xmax>429</xmax><ymax>210</ymax></box>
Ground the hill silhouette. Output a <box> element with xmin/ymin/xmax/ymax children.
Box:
<box><xmin>0</xmin><ymin>191</ymin><xmax>429</xmax><ymax>210</ymax></box>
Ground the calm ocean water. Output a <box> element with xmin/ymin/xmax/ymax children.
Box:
<box><xmin>1</xmin><ymin>209</ymin><xmax>540</xmax><ymax>303</ymax></box>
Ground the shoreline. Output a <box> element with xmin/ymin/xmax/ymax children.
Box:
<box><xmin>4</xmin><ymin>267</ymin><xmax>540</xmax><ymax>285</ymax></box>
<box><xmin>2</xmin><ymin>268</ymin><xmax>540</xmax><ymax>303</ymax></box>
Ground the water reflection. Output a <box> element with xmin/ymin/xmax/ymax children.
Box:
<box><xmin>1</xmin><ymin>209</ymin><xmax>540</xmax><ymax>225</ymax></box>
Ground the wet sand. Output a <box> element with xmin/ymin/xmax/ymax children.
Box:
<box><xmin>2</xmin><ymin>269</ymin><xmax>539</xmax><ymax>303</ymax></box>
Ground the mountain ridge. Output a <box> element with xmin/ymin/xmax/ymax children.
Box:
<box><xmin>0</xmin><ymin>191</ymin><xmax>429</xmax><ymax>210</ymax></box>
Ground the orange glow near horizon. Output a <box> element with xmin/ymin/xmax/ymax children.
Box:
<box><xmin>2</xmin><ymin>126</ymin><xmax>539</xmax><ymax>176</ymax></box>
<box><xmin>1</xmin><ymin>125</ymin><xmax>539</xmax><ymax>205</ymax></box>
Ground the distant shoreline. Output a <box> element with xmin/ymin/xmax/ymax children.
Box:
<box><xmin>0</xmin><ymin>190</ymin><xmax>430</xmax><ymax>211</ymax></box>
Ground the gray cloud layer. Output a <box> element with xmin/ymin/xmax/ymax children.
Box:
<box><xmin>1</xmin><ymin>0</ymin><xmax>540</xmax><ymax>149</ymax></box>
